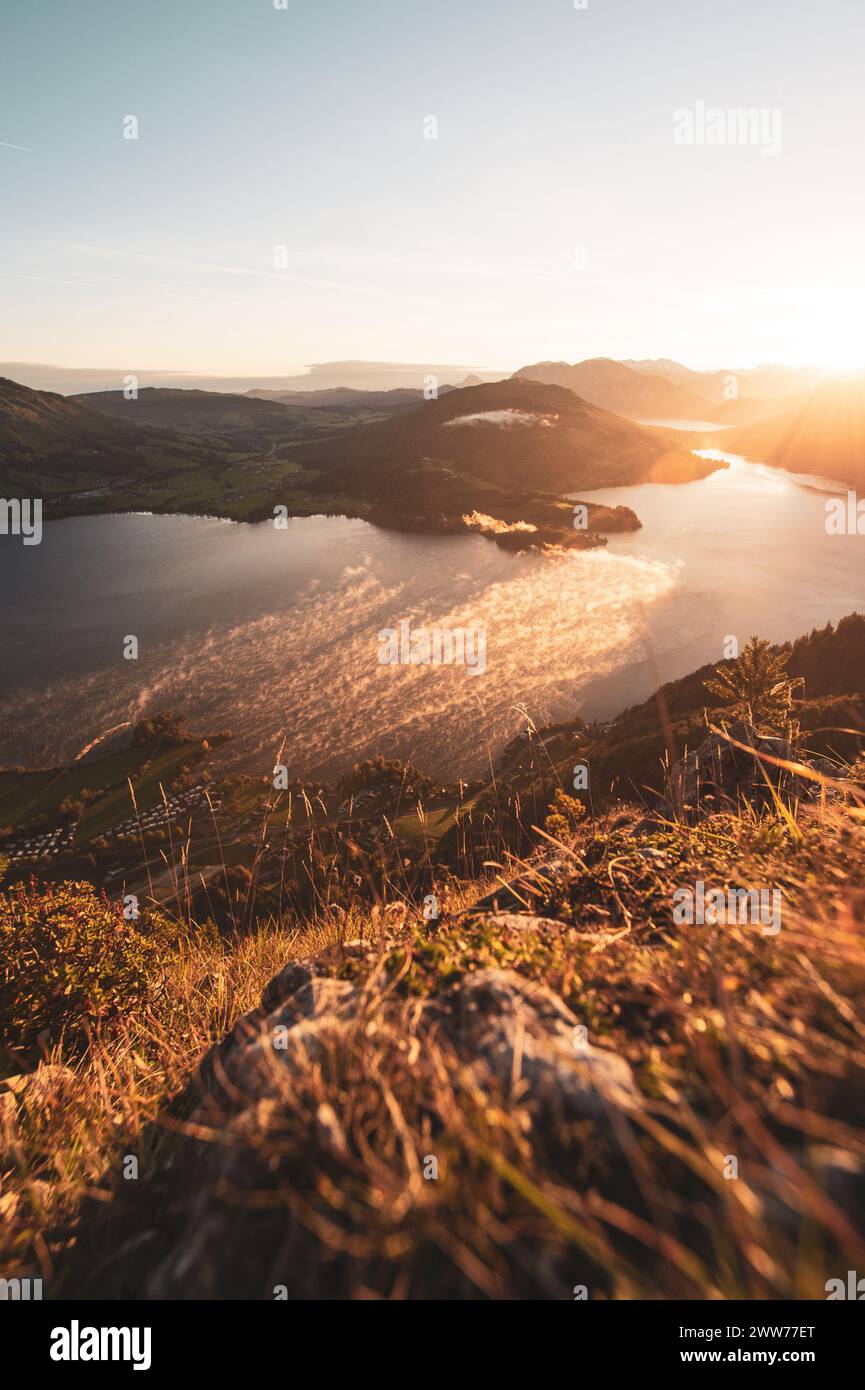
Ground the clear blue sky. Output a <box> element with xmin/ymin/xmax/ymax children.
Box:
<box><xmin>2</xmin><ymin>0</ymin><xmax>864</xmax><ymax>377</ymax></box>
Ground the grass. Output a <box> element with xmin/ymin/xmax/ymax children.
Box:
<box><xmin>0</xmin><ymin>869</ymin><xmax>493</xmax><ymax>1286</ymax></box>
<box><xmin>0</xmin><ymin>739</ymin><xmax>204</xmax><ymax>839</ymax></box>
<box><xmin>2</xmin><ymin>775</ymin><xmax>865</xmax><ymax>1298</ymax></box>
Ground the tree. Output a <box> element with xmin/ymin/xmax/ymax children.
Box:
<box><xmin>705</xmin><ymin>636</ymin><xmax>804</xmax><ymax>735</ymax></box>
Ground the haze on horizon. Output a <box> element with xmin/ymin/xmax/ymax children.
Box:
<box><xmin>2</xmin><ymin>0</ymin><xmax>865</xmax><ymax>378</ymax></box>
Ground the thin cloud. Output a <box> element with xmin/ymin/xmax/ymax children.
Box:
<box><xmin>40</xmin><ymin>241</ymin><xmax>379</xmax><ymax>297</ymax></box>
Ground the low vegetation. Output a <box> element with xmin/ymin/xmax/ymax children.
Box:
<box><xmin>1</xmin><ymin>628</ymin><xmax>864</xmax><ymax>1298</ymax></box>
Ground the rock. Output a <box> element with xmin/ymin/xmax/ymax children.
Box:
<box><xmin>197</xmin><ymin>970</ymin><xmax>358</xmax><ymax>1101</ymax></box>
<box><xmin>652</xmin><ymin>720</ymin><xmax>841</xmax><ymax>825</ymax></box>
<box><xmin>66</xmin><ymin>928</ymin><xmax>641</xmax><ymax>1298</ymax></box>
<box><xmin>441</xmin><ymin>968</ymin><xmax>641</xmax><ymax>1125</ymax></box>
<box><xmin>466</xmin><ymin>911</ymin><xmax>567</xmax><ymax>934</ymax></box>
<box><xmin>195</xmin><ymin>945</ymin><xmax>640</xmax><ymax>1131</ymax></box>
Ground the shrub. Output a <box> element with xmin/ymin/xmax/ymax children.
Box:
<box><xmin>0</xmin><ymin>880</ymin><xmax>173</xmax><ymax>1059</ymax></box>
<box><xmin>543</xmin><ymin>787</ymin><xmax>585</xmax><ymax>839</ymax></box>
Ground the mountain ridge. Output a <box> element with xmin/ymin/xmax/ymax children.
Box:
<box><xmin>513</xmin><ymin>356</ymin><xmax>714</xmax><ymax>421</ymax></box>
<box><xmin>296</xmin><ymin>377</ymin><xmax>715</xmax><ymax>499</ymax></box>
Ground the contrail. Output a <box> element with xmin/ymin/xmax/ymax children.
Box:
<box><xmin>0</xmin><ymin>140</ymin><xmax>32</xmax><ymax>151</ymax></box>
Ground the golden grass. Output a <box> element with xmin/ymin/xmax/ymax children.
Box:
<box><xmin>2</xmin><ymin>792</ymin><xmax>865</xmax><ymax>1299</ymax></box>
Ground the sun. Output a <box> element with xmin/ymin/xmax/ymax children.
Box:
<box><xmin>803</xmin><ymin>290</ymin><xmax>865</xmax><ymax>372</ymax></box>
<box><xmin>819</xmin><ymin>344</ymin><xmax>865</xmax><ymax>373</ymax></box>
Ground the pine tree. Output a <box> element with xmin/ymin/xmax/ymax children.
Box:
<box><xmin>705</xmin><ymin>636</ymin><xmax>804</xmax><ymax>735</ymax></box>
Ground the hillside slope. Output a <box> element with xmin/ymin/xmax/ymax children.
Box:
<box><xmin>74</xmin><ymin>384</ymin><xmax>414</xmax><ymax>442</ymax></box>
<box><xmin>298</xmin><ymin>378</ymin><xmax>713</xmax><ymax>501</ymax></box>
<box><xmin>37</xmin><ymin>797</ymin><xmax>865</xmax><ymax>1301</ymax></box>
<box><xmin>0</xmin><ymin>375</ymin><xmax>157</xmax><ymax>469</ymax></box>
<box><xmin>509</xmin><ymin>613</ymin><xmax>865</xmax><ymax>811</ymax></box>
<box><xmin>73</xmin><ymin>386</ymin><xmax>301</xmax><ymax>438</ymax></box>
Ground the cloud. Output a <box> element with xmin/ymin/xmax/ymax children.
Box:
<box><xmin>444</xmin><ymin>409</ymin><xmax>556</xmax><ymax>428</ymax></box>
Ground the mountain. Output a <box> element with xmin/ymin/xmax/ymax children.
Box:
<box><xmin>245</xmin><ymin>385</ymin><xmax>432</xmax><ymax>414</ymax></box>
<box><xmin>0</xmin><ymin>359</ymin><xmax>507</xmax><ymax>396</ymax></box>
<box><xmin>74</xmin><ymin>386</ymin><xmax>304</xmax><ymax>438</ymax></box>
<box><xmin>513</xmin><ymin>357</ymin><xmax>712</xmax><ymax>421</ymax></box>
<box><xmin>722</xmin><ymin>374</ymin><xmax>865</xmax><ymax>486</ymax></box>
<box><xmin>0</xmin><ymin>375</ymin><xmax>149</xmax><ymax>469</ymax></box>
<box><xmin>455</xmin><ymin>374</ymin><xmax>484</xmax><ymax>388</ymax></box>
<box><xmin>623</xmin><ymin>359</ymin><xmax>822</xmax><ymax>405</ymax></box>
<box><xmin>0</xmin><ymin>375</ymin><xmax>236</xmax><ymax>517</ymax></box>
<box><xmin>0</xmin><ymin>374</ymin><xmax>648</xmax><ymax>538</ymax></box>
<box><xmin>297</xmin><ymin>378</ymin><xmax>716</xmax><ymax>503</ymax></box>
<box><xmin>0</xmin><ymin>372</ymin><xmax>721</xmax><ymax>537</ymax></box>
<box><xmin>74</xmin><ymin>384</ymin><xmax>436</xmax><ymax>453</ymax></box>
<box><xmin>709</xmin><ymin>395</ymin><xmax>774</xmax><ymax>426</ymax></box>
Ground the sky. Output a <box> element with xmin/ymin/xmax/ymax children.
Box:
<box><xmin>2</xmin><ymin>0</ymin><xmax>865</xmax><ymax>383</ymax></box>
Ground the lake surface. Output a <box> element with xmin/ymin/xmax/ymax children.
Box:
<box><xmin>0</xmin><ymin>452</ymin><xmax>861</xmax><ymax>780</ymax></box>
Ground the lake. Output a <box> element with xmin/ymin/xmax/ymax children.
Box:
<box><xmin>0</xmin><ymin>451</ymin><xmax>860</xmax><ymax>780</ymax></box>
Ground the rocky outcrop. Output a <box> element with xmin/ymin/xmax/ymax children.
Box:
<box><xmin>448</xmin><ymin>969</ymin><xmax>640</xmax><ymax>1123</ymax></box>
<box><xmin>69</xmin><ymin>923</ymin><xmax>640</xmax><ymax>1299</ymax></box>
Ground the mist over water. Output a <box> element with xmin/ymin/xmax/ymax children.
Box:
<box><xmin>0</xmin><ymin>452</ymin><xmax>859</xmax><ymax>780</ymax></box>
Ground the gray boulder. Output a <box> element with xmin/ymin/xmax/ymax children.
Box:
<box><xmin>653</xmin><ymin>720</ymin><xmax>840</xmax><ymax>825</ymax></box>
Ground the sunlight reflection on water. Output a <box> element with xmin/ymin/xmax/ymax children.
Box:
<box><xmin>1</xmin><ymin>451</ymin><xmax>860</xmax><ymax>779</ymax></box>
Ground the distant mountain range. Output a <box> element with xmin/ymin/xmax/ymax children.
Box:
<box><xmin>623</xmin><ymin>358</ymin><xmax>822</xmax><ymax>406</ymax></box>
<box><xmin>513</xmin><ymin>358</ymin><xmax>711</xmax><ymax>421</ymax></box>
<box><xmin>246</xmin><ymin>375</ymin><xmax>484</xmax><ymax>410</ymax></box>
<box><xmin>3</xmin><ymin>357</ymin><xmax>821</xmax><ymax>407</ymax></box>
<box><xmin>514</xmin><ymin>357</ymin><xmax>819</xmax><ymax>423</ymax></box>
<box><xmin>0</xmin><ymin>360</ymin><xmax>506</xmax><ymax>397</ymax></box>
<box><xmin>246</xmin><ymin>386</ymin><xmax>437</xmax><ymax>413</ymax></box>
<box><xmin>9</xmin><ymin>363</ymin><xmax>863</xmax><ymax>537</ymax></box>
